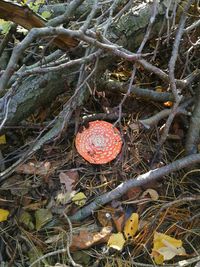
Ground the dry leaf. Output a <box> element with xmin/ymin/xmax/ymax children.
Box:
<box><xmin>2</xmin><ymin>175</ymin><xmax>31</xmax><ymax>196</ymax></box>
<box><xmin>59</xmin><ymin>170</ymin><xmax>78</xmax><ymax>193</ymax></box>
<box><xmin>19</xmin><ymin>211</ymin><xmax>34</xmax><ymax>230</ymax></box>
<box><xmin>97</xmin><ymin>207</ymin><xmax>125</xmax><ymax>232</ymax></box>
<box><xmin>151</xmin><ymin>232</ymin><xmax>186</xmax><ymax>264</ymax></box>
<box><xmin>0</xmin><ymin>208</ymin><xmax>9</xmax><ymax>222</ymax></box>
<box><xmin>72</xmin><ymin>192</ymin><xmax>87</xmax><ymax>206</ymax></box>
<box><xmin>72</xmin><ymin>251</ymin><xmax>90</xmax><ymax>266</ymax></box>
<box><xmin>125</xmin><ymin>187</ymin><xmax>142</xmax><ymax>200</ymax></box>
<box><xmin>70</xmin><ymin>226</ymin><xmax>112</xmax><ymax>251</ymax></box>
<box><xmin>97</xmin><ymin>207</ymin><xmax>115</xmax><ymax>227</ymax></box>
<box><xmin>35</xmin><ymin>209</ymin><xmax>52</xmax><ymax>230</ymax></box>
<box><xmin>23</xmin><ymin>200</ymin><xmax>47</xmax><ymax>210</ymax></box>
<box><xmin>16</xmin><ymin>161</ymin><xmax>51</xmax><ymax>177</ymax></box>
<box><xmin>107</xmin><ymin>232</ymin><xmax>125</xmax><ymax>251</ymax></box>
<box><xmin>141</xmin><ymin>188</ymin><xmax>159</xmax><ymax>201</ymax></box>
<box><xmin>112</xmin><ymin>212</ymin><xmax>125</xmax><ymax>232</ymax></box>
<box><xmin>124</xmin><ymin>213</ymin><xmax>139</xmax><ymax>239</ymax></box>
<box><xmin>56</xmin><ymin>192</ymin><xmax>75</xmax><ymax>205</ymax></box>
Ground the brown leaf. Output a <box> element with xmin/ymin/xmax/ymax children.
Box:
<box><xmin>59</xmin><ymin>170</ymin><xmax>79</xmax><ymax>193</ymax></box>
<box><xmin>23</xmin><ymin>200</ymin><xmax>47</xmax><ymax>211</ymax></box>
<box><xmin>16</xmin><ymin>161</ymin><xmax>51</xmax><ymax>177</ymax></box>
<box><xmin>112</xmin><ymin>212</ymin><xmax>125</xmax><ymax>232</ymax></box>
<box><xmin>70</xmin><ymin>226</ymin><xmax>112</xmax><ymax>251</ymax></box>
<box><xmin>97</xmin><ymin>207</ymin><xmax>115</xmax><ymax>227</ymax></box>
<box><xmin>125</xmin><ymin>187</ymin><xmax>142</xmax><ymax>200</ymax></box>
<box><xmin>38</xmin><ymin>107</ymin><xmax>49</xmax><ymax>122</ymax></box>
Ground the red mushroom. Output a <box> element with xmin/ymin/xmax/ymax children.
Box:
<box><xmin>75</xmin><ymin>120</ymin><xmax>122</xmax><ymax>164</ymax></box>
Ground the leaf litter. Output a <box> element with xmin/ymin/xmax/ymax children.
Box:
<box><xmin>0</xmin><ymin>51</ymin><xmax>200</xmax><ymax>267</ymax></box>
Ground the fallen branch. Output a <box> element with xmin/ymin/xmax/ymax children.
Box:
<box><xmin>185</xmin><ymin>84</ymin><xmax>200</xmax><ymax>154</ymax></box>
<box><xmin>139</xmin><ymin>98</ymin><xmax>193</xmax><ymax>129</ymax></box>
<box><xmin>0</xmin><ymin>0</ymin><xmax>78</xmax><ymax>49</ymax></box>
<box><xmin>100</xmin><ymin>79</ymin><xmax>174</xmax><ymax>102</ymax></box>
<box><xmin>0</xmin><ymin>85</ymin><xmax>88</xmax><ymax>184</ymax></box>
<box><xmin>139</xmin><ymin>107</ymin><xmax>187</xmax><ymax>129</ymax></box>
<box><xmin>70</xmin><ymin>153</ymin><xmax>200</xmax><ymax>221</ymax></box>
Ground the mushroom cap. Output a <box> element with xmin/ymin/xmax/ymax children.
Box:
<box><xmin>75</xmin><ymin>120</ymin><xmax>122</xmax><ymax>164</ymax></box>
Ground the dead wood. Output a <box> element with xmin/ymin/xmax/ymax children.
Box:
<box><xmin>70</xmin><ymin>153</ymin><xmax>200</xmax><ymax>222</ymax></box>
<box><xmin>0</xmin><ymin>84</ymin><xmax>88</xmax><ymax>183</ymax></box>
<box><xmin>0</xmin><ymin>0</ymin><xmax>78</xmax><ymax>49</ymax></box>
<box><xmin>0</xmin><ymin>0</ymin><xmax>184</xmax><ymax>127</ymax></box>
<box><xmin>185</xmin><ymin>84</ymin><xmax>200</xmax><ymax>154</ymax></box>
<box><xmin>0</xmin><ymin>66</ymin><xmax>79</xmax><ymax>127</ymax></box>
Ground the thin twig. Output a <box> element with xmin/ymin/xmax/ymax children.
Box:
<box><xmin>150</xmin><ymin>195</ymin><xmax>200</xmax><ymax>229</ymax></box>
<box><xmin>47</xmin><ymin>0</ymin><xmax>85</xmax><ymax>27</ymax></box>
<box><xmin>156</xmin><ymin>0</ymin><xmax>194</xmax><ymax>152</ymax></box>
<box><xmin>29</xmin><ymin>212</ymin><xmax>82</xmax><ymax>267</ymax></box>
<box><xmin>63</xmin><ymin>212</ymin><xmax>82</xmax><ymax>267</ymax></box>
<box><xmin>80</xmin><ymin>0</ymin><xmax>98</xmax><ymax>32</ymax></box>
<box><xmin>115</xmin><ymin>0</ymin><xmax>159</xmax><ymax>125</ymax></box>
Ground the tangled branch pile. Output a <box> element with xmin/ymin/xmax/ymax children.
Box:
<box><xmin>0</xmin><ymin>0</ymin><xmax>200</xmax><ymax>266</ymax></box>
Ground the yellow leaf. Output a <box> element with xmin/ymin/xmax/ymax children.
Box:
<box><xmin>0</xmin><ymin>208</ymin><xmax>9</xmax><ymax>222</ymax></box>
<box><xmin>0</xmin><ymin>135</ymin><xmax>6</xmax><ymax>144</ymax></box>
<box><xmin>107</xmin><ymin>232</ymin><xmax>125</xmax><ymax>251</ymax></box>
<box><xmin>152</xmin><ymin>232</ymin><xmax>186</xmax><ymax>264</ymax></box>
<box><xmin>151</xmin><ymin>251</ymin><xmax>164</xmax><ymax>264</ymax></box>
<box><xmin>163</xmin><ymin>101</ymin><xmax>173</xmax><ymax>107</ymax></box>
<box><xmin>124</xmin><ymin>213</ymin><xmax>139</xmax><ymax>239</ymax></box>
<box><xmin>0</xmin><ymin>19</ymin><xmax>11</xmax><ymax>35</ymax></box>
<box><xmin>72</xmin><ymin>192</ymin><xmax>87</xmax><ymax>206</ymax></box>
<box><xmin>41</xmin><ymin>11</ymin><xmax>51</xmax><ymax>19</ymax></box>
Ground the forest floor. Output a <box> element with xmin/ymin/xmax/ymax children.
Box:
<box><xmin>0</xmin><ymin>61</ymin><xmax>200</xmax><ymax>267</ymax></box>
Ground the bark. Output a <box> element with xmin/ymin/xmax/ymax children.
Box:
<box><xmin>0</xmin><ymin>0</ymin><xmax>78</xmax><ymax>49</ymax></box>
<box><xmin>0</xmin><ymin>66</ymin><xmax>79</xmax><ymax>126</ymax></box>
<box><xmin>185</xmin><ymin>84</ymin><xmax>200</xmax><ymax>154</ymax></box>
<box><xmin>107</xmin><ymin>0</ymin><xmax>170</xmax><ymax>51</ymax></box>
<box><xmin>99</xmin><ymin>79</ymin><xmax>174</xmax><ymax>102</ymax></box>
<box><xmin>40</xmin><ymin>0</ymin><xmax>125</xmax><ymax>19</ymax></box>
<box><xmin>41</xmin><ymin>0</ymin><xmax>175</xmax><ymax>49</ymax></box>
<box><xmin>0</xmin><ymin>84</ymin><xmax>88</xmax><ymax>183</ymax></box>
